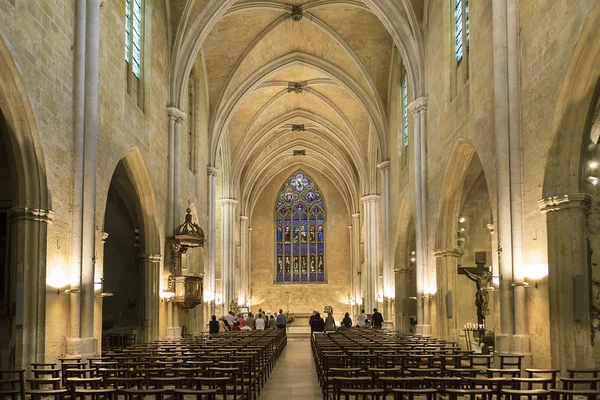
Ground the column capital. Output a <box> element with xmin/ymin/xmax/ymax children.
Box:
<box><xmin>538</xmin><ymin>193</ymin><xmax>592</xmax><ymax>214</ymax></box>
<box><xmin>394</xmin><ymin>267</ymin><xmax>412</xmax><ymax>274</ymax></box>
<box><xmin>137</xmin><ymin>253</ymin><xmax>162</xmax><ymax>263</ymax></box>
<box><xmin>240</xmin><ymin>216</ymin><xmax>248</xmax><ymax>221</ymax></box>
<box><xmin>220</xmin><ymin>198</ymin><xmax>238</xmax><ymax>206</ymax></box>
<box><xmin>348</xmin><ymin>225</ymin><xmax>353</xmax><ymax>230</ymax></box>
<box><xmin>361</xmin><ymin>195</ymin><xmax>381</xmax><ymax>203</ymax></box>
<box><xmin>433</xmin><ymin>248</ymin><xmax>463</xmax><ymax>258</ymax></box>
<box><xmin>352</xmin><ymin>213</ymin><xmax>361</xmax><ymax>219</ymax></box>
<box><xmin>207</xmin><ymin>166</ymin><xmax>219</xmax><ymax>177</ymax></box>
<box><xmin>101</xmin><ymin>232</ymin><xmax>109</xmax><ymax>243</ymax></box>
<box><xmin>248</xmin><ymin>227</ymin><xmax>253</xmax><ymax>232</ymax></box>
<box><xmin>167</xmin><ymin>107</ymin><xmax>186</xmax><ymax>123</ymax></box>
<box><xmin>408</xmin><ymin>97</ymin><xmax>428</xmax><ymax>115</ymax></box>
<box><xmin>8</xmin><ymin>207</ymin><xmax>55</xmax><ymax>223</ymax></box>
<box><xmin>377</xmin><ymin>160</ymin><xmax>391</xmax><ymax>172</ymax></box>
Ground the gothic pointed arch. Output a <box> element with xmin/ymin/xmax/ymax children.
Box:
<box><xmin>275</xmin><ymin>171</ymin><xmax>325</xmax><ymax>283</ymax></box>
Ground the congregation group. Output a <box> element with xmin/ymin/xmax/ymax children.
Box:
<box><xmin>207</xmin><ymin>308</ymin><xmax>385</xmax><ymax>335</ymax></box>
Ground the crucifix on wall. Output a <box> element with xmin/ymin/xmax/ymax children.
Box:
<box><xmin>458</xmin><ymin>251</ymin><xmax>492</xmax><ymax>327</ymax></box>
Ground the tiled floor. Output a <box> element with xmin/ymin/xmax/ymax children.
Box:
<box><xmin>260</xmin><ymin>338</ymin><xmax>322</xmax><ymax>399</ymax></box>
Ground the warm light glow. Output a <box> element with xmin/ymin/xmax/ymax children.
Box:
<box><xmin>247</xmin><ymin>298</ymin><xmax>252</xmax><ymax>307</ymax></box>
<box><xmin>160</xmin><ymin>291</ymin><xmax>174</xmax><ymax>299</ymax></box>
<box><xmin>424</xmin><ymin>284</ymin><xmax>437</xmax><ymax>296</ymax></box>
<box><xmin>215</xmin><ymin>296</ymin><xmax>222</xmax><ymax>305</ymax></box>
<box><xmin>238</xmin><ymin>297</ymin><xmax>246</xmax><ymax>306</ymax></box>
<box><xmin>203</xmin><ymin>291</ymin><xmax>214</xmax><ymax>302</ymax></box>
<box><xmin>524</xmin><ymin>263</ymin><xmax>549</xmax><ymax>280</ymax></box>
<box><xmin>410</xmin><ymin>257</ymin><xmax>416</xmax><ymax>263</ymax></box>
<box><xmin>46</xmin><ymin>259</ymin><xmax>70</xmax><ymax>289</ymax></box>
<box><xmin>377</xmin><ymin>294</ymin><xmax>383</xmax><ymax>302</ymax></box>
<box><xmin>356</xmin><ymin>298</ymin><xmax>363</xmax><ymax>305</ymax></box>
<box><xmin>587</xmin><ymin>176</ymin><xmax>599</xmax><ymax>185</ymax></box>
<box><xmin>410</xmin><ymin>251</ymin><xmax>416</xmax><ymax>256</ymax></box>
<box><xmin>492</xmin><ymin>276</ymin><xmax>500</xmax><ymax>286</ymax></box>
<box><xmin>590</xmin><ymin>161</ymin><xmax>599</xmax><ymax>169</ymax></box>
<box><xmin>458</xmin><ymin>217</ymin><xmax>466</xmax><ymax>223</ymax></box>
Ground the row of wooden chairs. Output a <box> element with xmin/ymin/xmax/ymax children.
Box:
<box><xmin>311</xmin><ymin>329</ymin><xmax>600</xmax><ymax>400</ymax></box>
<box><xmin>0</xmin><ymin>327</ymin><xmax>287</xmax><ymax>400</ymax></box>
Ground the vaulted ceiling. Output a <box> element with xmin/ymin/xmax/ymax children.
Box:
<box><xmin>168</xmin><ymin>0</ymin><xmax>425</xmax><ymax>217</ymax></box>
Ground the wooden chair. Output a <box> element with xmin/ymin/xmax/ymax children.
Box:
<box><xmin>120</xmin><ymin>388</ymin><xmax>166</xmax><ymax>400</ymax></box>
<box><xmin>497</xmin><ymin>355</ymin><xmax>525</xmax><ymax>371</ymax></box>
<box><xmin>27</xmin><ymin>388</ymin><xmax>69</xmax><ymax>400</ymax></box>
<box><xmin>332</xmin><ymin>376</ymin><xmax>372</xmax><ymax>400</ymax></box>
<box><xmin>393</xmin><ymin>387</ymin><xmax>437</xmax><ymax>400</ymax></box>
<box><xmin>173</xmin><ymin>388</ymin><xmax>217</xmax><ymax>400</ymax></box>
<box><xmin>27</xmin><ymin>377</ymin><xmax>62</xmax><ymax>390</ymax></box>
<box><xmin>560</xmin><ymin>377</ymin><xmax>600</xmax><ymax>391</ymax></box>
<box><xmin>73</xmin><ymin>388</ymin><xmax>117</xmax><ymax>400</ymax></box>
<box><xmin>340</xmin><ymin>388</ymin><xmax>385</xmax><ymax>399</ymax></box>
<box><xmin>526</xmin><ymin>369</ymin><xmax>560</xmax><ymax>390</ymax></box>
<box><xmin>549</xmin><ymin>389</ymin><xmax>599</xmax><ymax>400</ymax></box>
<box><xmin>446</xmin><ymin>388</ymin><xmax>493</xmax><ymax>400</ymax></box>
<box><xmin>501</xmin><ymin>389</ymin><xmax>549</xmax><ymax>400</ymax></box>
<box><xmin>488</xmin><ymin>369</ymin><xmax>521</xmax><ymax>379</ymax></box>
<box><xmin>0</xmin><ymin>370</ymin><xmax>25</xmax><ymax>400</ymax></box>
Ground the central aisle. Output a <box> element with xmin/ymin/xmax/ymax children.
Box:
<box><xmin>260</xmin><ymin>338</ymin><xmax>322</xmax><ymax>399</ymax></box>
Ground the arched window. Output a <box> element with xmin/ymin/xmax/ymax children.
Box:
<box><xmin>454</xmin><ymin>0</ymin><xmax>469</xmax><ymax>63</ymax></box>
<box><xmin>275</xmin><ymin>172</ymin><xmax>325</xmax><ymax>283</ymax></box>
<box><xmin>125</xmin><ymin>0</ymin><xmax>144</xmax><ymax>108</ymax></box>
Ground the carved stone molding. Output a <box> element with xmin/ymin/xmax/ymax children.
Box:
<box><xmin>291</xmin><ymin>5</ymin><xmax>302</xmax><ymax>22</ymax></box>
<box><xmin>538</xmin><ymin>193</ymin><xmax>592</xmax><ymax>214</ymax></box>
<box><xmin>291</xmin><ymin>124</ymin><xmax>305</xmax><ymax>132</ymax></box>
<box><xmin>101</xmin><ymin>232</ymin><xmax>109</xmax><ymax>244</ymax></box>
<box><xmin>377</xmin><ymin>160</ymin><xmax>391</xmax><ymax>172</ymax></box>
<box><xmin>352</xmin><ymin>213</ymin><xmax>361</xmax><ymax>219</ymax></box>
<box><xmin>136</xmin><ymin>253</ymin><xmax>162</xmax><ymax>263</ymax></box>
<box><xmin>433</xmin><ymin>248</ymin><xmax>463</xmax><ymax>258</ymax></box>
<box><xmin>394</xmin><ymin>267</ymin><xmax>412</xmax><ymax>274</ymax></box>
<box><xmin>287</xmin><ymin>81</ymin><xmax>307</xmax><ymax>93</ymax></box>
<box><xmin>8</xmin><ymin>207</ymin><xmax>55</xmax><ymax>223</ymax></box>
<box><xmin>408</xmin><ymin>97</ymin><xmax>428</xmax><ymax>115</ymax></box>
<box><xmin>167</xmin><ymin>106</ymin><xmax>186</xmax><ymax>123</ymax></box>
<box><xmin>361</xmin><ymin>195</ymin><xmax>381</xmax><ymax>203</ymax></box>
<box><xmin>207</xmin><ymin>166</ymin><xmax>219</xmax><ymax>178</ymax></box>
<box><xmin>220</xmin><ymin>198</ymin><xmax>238</xmax><ymax>206</ymax></box>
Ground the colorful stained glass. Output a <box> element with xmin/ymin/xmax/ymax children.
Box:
<box><xmin>275</xmin><ymin>171</ymin><xmax>325</xmax><ymax>283</ymax></box>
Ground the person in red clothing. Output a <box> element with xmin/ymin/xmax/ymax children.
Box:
<box><xmin>231</xmin><ymin>321</ymin><xmax>242</xmax><ymax>331</ymax></box>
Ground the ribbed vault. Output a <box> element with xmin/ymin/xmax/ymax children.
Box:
<box><xmin>168</xmin><ymin>0</ymin><xmax>425</xmax><ymax>217</ymax></box>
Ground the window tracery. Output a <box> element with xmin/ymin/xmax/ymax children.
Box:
<box><xmin>275</xmin><ymin>172</ymin><xmax>325</xmax><ymax>283</ymax></box>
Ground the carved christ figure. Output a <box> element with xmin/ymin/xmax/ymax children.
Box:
<box><xmin>463</xmin><ymin>269</ymin><xmax>492</xmax><ymax>319</ymax></box>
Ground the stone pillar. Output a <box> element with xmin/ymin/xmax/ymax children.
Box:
<box><xmin>378</xmin><ymin>161</ymin><xmax>393</xmax><ymax>321</ymax></box>
<box><xmin>239</xmin><ymin>216</ymin><xmax>249</xmax><ymax>306</ymax></box>
<box><xmin>394</xmin><ymin>266</ymin><xmax>412</xmax><ymax>333</ymax></box>
<box><xmin>434</xmin><ymin>248</ymin><xmax>462</xmax><ymax>342</ymax></box>
<box><xmin>539</xmin><ymin>194</ymin><xmax>595</xmax><ymax>372</ymax></box>
<box><xmin>167</xmin><ymin>107</ymin><xmax>186</xmax><ymax>233</ymax></box>
<box><xmin>80</xmin><ymin>0</ymin><xmax>100</xmax><ymax>352</ymax></box>
<box><xmin>352</xmin><ymin>213</ymin><xmax>361</xmax><ymax>309</ymax></box>
<box><xmin>248</xmin><ymin>227</ymin><xmax>253</xmax><ymax>307</ymax></box>
<box><xmin>137</xmin><ymin>253</ymin><xmax>161</xmax><ymax>343</ymax></box>
<box><xmin>207</xmin><ymin>167</ymin><xmax>218</xmax><ymax>315</ymax></box>
<box><xmin>348</xmin><ymin>223</ymin><xmax>355</xmax><ymax>313</ymax></box>
<box><xmin>409</xmin><ymin>97</ymin><xmax>430</xmax><ymax>336</ymax></box>
<box><xmin>361</xmin><ymin>195</ymin><xmax>380</xmax><ymax>312</ymax></box>
<box><xmin>8</xmin><ymin>208</ymin><xmax>53</xmax><ymax>368</ymax></box>
<box><xmin>221</xmin><ymin>199</ymin><xmax>238</xmax><ymax>314</ymax></box>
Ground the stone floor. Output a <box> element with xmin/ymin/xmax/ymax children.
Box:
<box><xmin>260</xmin><ymin>338</ymin><xmax>322</xmax><ymax>400</ymax></box>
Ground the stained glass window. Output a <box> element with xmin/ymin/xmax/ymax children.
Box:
<box><xmin>402</xmin><ymin>74</ymin><xmax>409</xmax><ymax>148</ymax></box>
<box><xmin>454</xmin><ymin>0</ymin><xmax>464</xmax><ymax>62</ymax></box>
<box><xmin>275</xmin><ymin>172</ymin><xmax>325</xmax><ymax>283</ymax></box>
<box><xmin>125</xmin><ymin>0</ymin><xmax>142</xmax><ymax>79</ymax></box>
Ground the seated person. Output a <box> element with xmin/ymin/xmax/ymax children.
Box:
<box><xmin>231</xmin><ymin>321</ymin><xmax>242</xmax><ymax>331</ymax></box>
<box><xmin>209</xmin><ymin>315</ymin><xmax>220</xmax><ymax>334</ymax></box>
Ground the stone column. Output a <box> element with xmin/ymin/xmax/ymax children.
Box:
<box><xmin>137</xmin><ymin>253</ymin><xmax>161</xmax><ymax>342</ymax></box>
<box><xmin>248</xmin><ymin>227</ymin><xmax>253</xmax><ymax>306</ymax></box>
<box><xmin>167</xmin><ymin>107</ymin><xmax>186</xmax><ymax>233</ymax></box>
<box><xmin>361</xmin><ymin>195</ymin><xmax>380</xmax><ymax>312</ymax></box>
<box><xmin>8</xmin><ymin>208</ymin><xmax>53</xmax><ymax>368</ymax></box>
<box><xmin>221</xmin><ymin>199</ymin><xmax>238</xmax><ymax>314</ymax></box>
<box><xmin>394</xmin><ymin>266</ymin><xmax>412</xmax><ymax>333</ymax></box>
<box><xmin>434</xmin><ymin>248</ymin><xmax>462</xmax><ymax>342</ymax></box>
<box><xmin>539</xmin><ymin>194</ymin><xmax>595</xmax><ymax>372</ymax></box>
<box><xmin>348</xmin><ymin>223</ymin><xmax>355</xmax><ymax>314</ymax></box>
<box><xmin>80</xmin><ymin>0</ymin><xmax>100</xmax><ymax>351</ymax></box>
<box><xmin>239</xmin><ymin>216</ymin><xmax>249</xmax><ymax>306</ymax></box>
<box><xmin>352</xmin><ymin>213</ymin><xmax>361</xmax><ymax>308</ymax></box>
<box><xmin>378</xmin><ymin>161</ymin><xmax>393</xmax><ymax>321</ymax></box>
<box><xmin>409</xmin><ymin>97</ymin><xmax>430</xmax><ymax>336</ymax></box>
<box><xmin>207</xmin><ymin>167</ymin><xmax>218</xmax><ymax>315</ymax></box>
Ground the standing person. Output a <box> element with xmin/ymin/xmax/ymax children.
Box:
<box><xmin>357</xmin><ymin>309</ymin><xmax>367</xmax><ymax>327</ymax></box>
<box><xmin>255</xmin><ymin>313</ymin><xmax>266</xmax><ymax>330</ymax></box>
<box><xmin>245</xmin><ymin>312</ymin><xmax>256</xmax><ymax>330</ymax></box>
<box><xmin>372</xmin><ymin>308</ymin><xmax>384</xmax><ymax>329</ymax></box>
<box><xmin>268</xmin><ymin>314</ymin><xmax>277</xmax><ymax>329</ymax></box>
<box><xmin>276</xmin><ymin>309</ymin><xmax>287</xmax><ymax>328</ymax></box>
<box><xmin>209</xmin><ymin>315</ymin><xmax>220</xmax><ymax>334</ymax></box>
<box><xmin>324</xmin><ymin>312</ymin><xmax>336</xmax><ymax>332</ymax></box>
<box><xmin>310</xmin><ymin>312</ymin><xmax>325</xmax><ymax>333</ymax></box>
<box><xmin>309</xmin><ymin>310</ymin><xmax>317</xmax><ymax>326</ymax></box>
<box><xmin>341</xmin><ymin>312</ymin><xmax>353</xmax><ymax>328</ymax></box>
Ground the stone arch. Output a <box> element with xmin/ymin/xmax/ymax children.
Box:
<box><xmin>393</xmin><ymin>199</ymin><xmax>416</xmax><ymax>333</ymax></box>
<box><xmin>539</xmin><ymin>3</ymin><xmax>600</xmax><ymax>372</ymax></box>
<box><xmin>101</xmin><ymin>147</ymin><xmax>161</xmax><ymax>343</ymax></box>
<box><xmin>0</xmin><ymin>34</ymin><xmax>51</xmax><ymax>368</ymax></box>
